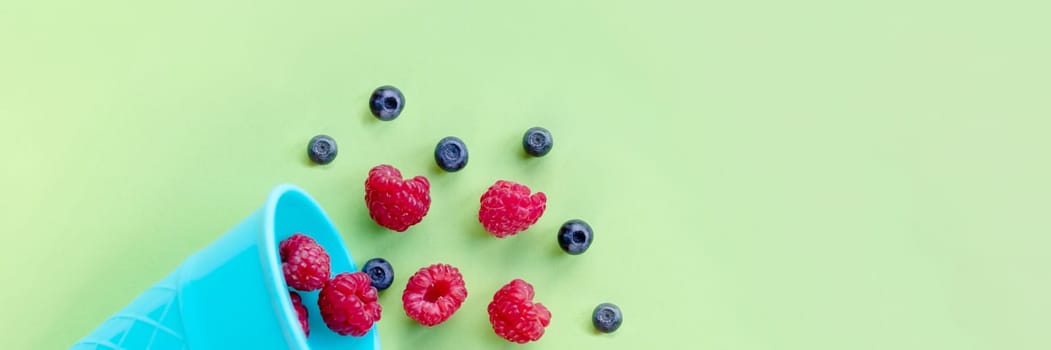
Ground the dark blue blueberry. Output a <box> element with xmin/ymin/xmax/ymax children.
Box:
<box><xmin>558</xmin><ymin>219</ymin><xmax>593</xmax><ymax>255</ymax></box>
<box><xmin>307</xmin><ymin>134</ymin><xmax>338</xmax><ymax>165</ymax></box>
<box><xmin>361</xmin><ymin>258</ymin><xmax>394</xmax><ymax>291</ymax></box>
<box><xmin>434</xmin><ymin>136</ymin><xmax>469</xmax><ymax>172</ymax></box>
<box><xmin>369</xmin><ymin>85</ymin><xmax>405</xmax><ymax>121</ymax></box>
<box><xmin>522</xmin><ymin>127</ymin><xmax>553</xmax><ymax>157</ymax></box>
<box><xmin>592</xmin><ymin>303</ymin><xmax>622</xmax><ymax>333</ymax></box>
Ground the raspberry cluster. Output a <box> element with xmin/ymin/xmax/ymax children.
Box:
<box><xmin>275</xmin><ymin>86</ymin><xmax>622</xmax><ymax>345</ymax></box>
<box><xmin>278</xmin><ymin>234</ymin><xmax>382</xmax><ymax>338</ymax></box>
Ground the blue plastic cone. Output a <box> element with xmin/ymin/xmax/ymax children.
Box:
<box><xmin>72</xmin><ymin>184</ymin><xmax>381</xmax><ymax>350</ymax></box>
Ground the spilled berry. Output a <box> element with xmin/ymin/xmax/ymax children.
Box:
<box><xmin>370</xmin><ymin>85</ymin><xmax>405</xmax><ymax>121</ymax></box>
<box><xmin>361</xmin><ymin>258</ymin><xmax>395</xmax><ymax>291</ymax></box>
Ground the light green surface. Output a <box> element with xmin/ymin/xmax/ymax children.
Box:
<box><xmin>2</xmin><ymin>1</ymin><xmax>1050</xmax><ymax>349</ymax></box>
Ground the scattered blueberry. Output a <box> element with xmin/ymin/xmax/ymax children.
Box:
<box><xmin>558</xmin><ymin>219</ymin><xmax>593</xmax><ymax>255</ymax></box>
<box><xmin>434</xmin><ymin>136</ymin><xmax>469</xmax><ymax>172</ymax></box>
<box><xmin>369</xmin><ymin>85</ymin><xmax>405</xmax><ymax>121</ymax></box>
<box><xmin>592</xmin><ymin>303</ymin><xmax>622</xmax><ymax>333</ymax></box>
<box><xmin>522</xmin><ymin>127</ymin><xmax>553</xmax><ymax>157</ymax></box>
<box><xmin>361</xmin><ymin>258</ymin><xmax>394</xmax><ymax>291</ymax></box>
<box><xmin>307</xmin><ymin>135</ymin><xmax>338</xmax><ymax>165</ymax></box>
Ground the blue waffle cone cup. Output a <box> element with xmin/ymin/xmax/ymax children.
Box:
<box><xmin>72</xmin><ymin>184</ymin><xmax>381</xmax><ymax>350</ymax></box>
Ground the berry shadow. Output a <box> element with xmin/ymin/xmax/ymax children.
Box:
<box><xmin>591</xmin><ymin>326</ymin><xmax>608</xmax><ymax>336</ymax></box>
<box><xmin>510</xmin><ymin>131</ymin><xmax>534</xmax><ymax>161</ymax></box>
<box><xmin>472</xmin><ymin>220</ymin><xmax>492</xmax><ymax>240</ymax></box>
<box><xmin>480</xmin><ymin>331</ymin><xmax>544</xmax><ymax>350</ymax></box>
<box><xmin>508</xmin><ymin>134</ymin><xmax>551</xmax><ymax>176</ymax></box>
<box><xmin>360</xmin><ymin>104</ymin><xmax>376</xmax><ymax>126</ymax></box>
<box><xmin>518</xmin><ymin>223</ymin><xmax>582</xmax><ymax>293</ymax></box>
<box><xmin>398</xmin><ymin>316</ymin><xmax>454</xmax><ymax>349</ymax></box>
<box><xmin>426</xmin><ymin>162</ymin><xmax>445</xmax><ymax>178</ymax></box>
<box><xmin>357</xmin><ymin>105</ymin><xmax>397</xmax><ymax>139</ymax></box>
<box><xmin>398</xmin><ymin>321</ymin><xmax>431</xmax><ymax>346</ymax></box>
<box><xmin>455</xmin><ymin>206</ymin><xmax>515</xmax><ymax>264</ymax></box>
<box><xmin>458</xmin><ymin>201</ymin><xmax>491</xmax><ymax>240</ymax></box>
<box><xmin>294</xmin><ymin>139</ymin><xmax>316</xmax><ymax>167</ymax></box>
<box><xmin>352</xmin><ymin>230</ymin><xmax>401</xmax><ymax>263</ymax></box>
<box><xmin>401</xmin><ymin>314</ymin><xmax>422</xmax><ymax>329</ymax></box>
<box><xmin>548</xmin><ymin>231</ymin><xmax>568</xmax><ymax>258</ymax></box>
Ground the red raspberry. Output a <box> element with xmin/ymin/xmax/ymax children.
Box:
<box><xmin>318</xmin><ymin>272</ymin><xmax>382</xmax><ymax>337</ymax></box>
<box><xmin>364</xmin><ymin>164</ymin><xmax>431</xmax><ymax>232</ymax></box>
<box><xmin>402</xmin><ymin>263</ymin><xmax>468</xmax><ymax>326</ymax></box>
<box><xmin>488</xmin><ymin>279</ymin><xmax>551</xmax><ymax>343</ymax></box>
<box><xmin>289</xmin><ymin>291</ymin><xmax>310</xmax><ymax>337</ymax></box>
<box><xmin>478</xmin><ymin>180</ymin><xmax>547</xmax><ymax>237</ymax></box>
<box><xmin>279</xmin><ymin>233</ymin><xmax>331</xmax><ymax>291</ymax></box>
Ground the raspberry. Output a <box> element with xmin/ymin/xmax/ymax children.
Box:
<box><xmin>402</xmin><ymin>263</ymin><xmax>468</xmax><ymax>326</ymax></box>
<box><xmin>289</xmin><ymin>291</ymin><xmax>310</xmax><ymax>337</ymax></box>
<box><xmin>364</xmin><ymin>164</ymin><xmax>431</xmax><ymax>232</ymax></box>
<box><xmin>488</xmin><ymin>279</ymin><xmax>551</xmax><ymax>343</ymax></box>
<box><xmin>478</xmin><ymin>180</ymin><xmax>547</xmax><ymax>237</ymax></box>
<box><xmin>318</xmin><ymin>272</ymin><xmax>382</xmax><ymax>336</ymax></box>
<box><xmin>279</xmin><ymin>233</ymin><xmax>331</xmax><ymax>291</ymax></box>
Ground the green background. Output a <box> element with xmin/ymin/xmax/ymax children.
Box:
<box><xmin>2</xmin><ymin>0</ymin><xmax>1049</xmax><ymax>349</ymax></box>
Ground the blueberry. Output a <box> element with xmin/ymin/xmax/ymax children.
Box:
<box><xmin>307</xmin><ymin>135</ymin><xmax>338</xmax><ymax>165</ymax></box>
<box><xmin>361</xmin><ymin>258</ymin><xmax>394</xmax><ymax>291</ymax></box>
<box><xmin>592</xmin><ymin>303</ymin><xmax>623</xmax><ymax>333</ymax></box>
<box><xmin>557</xmin><ymin>219</ymin><xmax>593</xmax><ymax>255</ymax></box>
<box><xmin>522</xmin><ymin>127</ymin><xmax>553</xmax><ymax>157</ymax></box>
<box><xmin>369</xmin><ymin>85</ymin><xmax>405</xmax><ymax>121</ymax></box>
<box><xmin>434</xmin><ymin>136</ymin><xmax>468</xmax><ymax>172</ymax></box>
